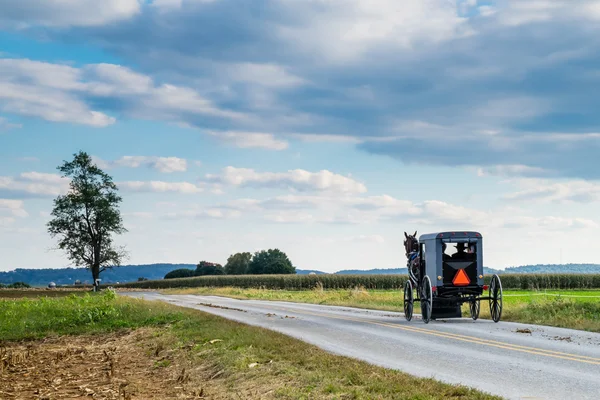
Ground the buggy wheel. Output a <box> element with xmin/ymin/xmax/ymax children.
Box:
<box><xmin>489</xmin><ymin>274</ymin><xmax>503</xmax><ymax>323</ymax></box>
<box><xmin>421</xmin><ymin>276</ymin><xmax>433</xmax><ymax>324</ymax></box>
<box><xmin>403</xmin><ymin>279</ymin><xmax>414</xmax><ymax>321</ymax></box>
<box><xmin>469</xmin><ymin>299</ymin><xmax>480</xmax><ymax>320</ymax></box>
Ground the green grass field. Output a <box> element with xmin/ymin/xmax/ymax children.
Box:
<box><xmin>0</xmin><ymin>290</ymin><xmax>499</xmax><ymax>399</ymax></box>
<box><xmin>164</xmin><ymin>287</ymin><xmax>600</xmax><ymax>333</ymax></box>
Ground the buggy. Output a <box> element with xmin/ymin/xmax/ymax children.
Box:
<box><xmin>403</xmin><ymin>231</ymin><xmax>503</xmax><ymax>324</ymax></box>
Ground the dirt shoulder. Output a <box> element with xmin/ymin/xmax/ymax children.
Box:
<box><xmin>1</xmin><ymin>328</ymin><xmax>216</xmax><ymax>399</ymax></box>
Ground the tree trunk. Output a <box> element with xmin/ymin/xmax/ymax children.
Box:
<box><xmin>91</xmin><ymin>263</ymin><xmax>100</xmax><ymax>291</ymax></box>
<box><xmin>92</xmin><ymin>242</ymin><xmax>101</xmax><ymax>291</ymax></box>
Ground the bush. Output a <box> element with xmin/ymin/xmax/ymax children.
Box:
<box><xmin>9</xmin><ymin>282</ymin><xmax>31</xmax><ymax>289</ymax></box>
<box><xmin>164</xmin><ymin>268</ymin><xmax>196</xmax><ymax>279</ymax></box>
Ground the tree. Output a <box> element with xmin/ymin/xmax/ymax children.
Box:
<box><xmin>195</xmin><ymin>261</ymin><xmax>225</xmax><ymax>276</ymax></box>
<box><xmin>164</xmin><ymin>268</ymin><xmax>195</xmax><ymax>279</ymax></box>
<box><xmin>247</xmin><ymin>249</ymin><xmax>295</xmax><ymax>275</ymax></box>
<box><xmin>224</xmin><ymin>252</ymin><xmax>252</xmax><ymax>275</ymax></box>
<box><xmin>47</xmin><ymin>151</ymin><xmax>127</xmax><ymax>288</ymax></box>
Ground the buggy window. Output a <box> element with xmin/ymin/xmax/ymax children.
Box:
<box><xmin>443</xmin><ymin>241</ymin><xmax>476</xmax><ymax>260</ymax></box>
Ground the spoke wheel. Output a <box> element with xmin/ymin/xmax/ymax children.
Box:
<box><xmin>469</xmin><ymin>299</ymin><xmax>480</xmax><ymax>320</ymax></box>
<box><xmin>489</xmin><ymin>274</ymin><xmax>503</xmax><ymax>323</ymax></box>
<box><xmin>403</xmin><ymin>280</ymin><xmax>414</xmax><ymax>321</ymax></box>
<box><xmin>421</xmin><ymin>275</ymin><xmax>433</xmax><ymax>324</ymax></box>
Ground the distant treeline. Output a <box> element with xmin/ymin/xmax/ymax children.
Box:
<box><xmin>0</xmin><ymin>264</ymin><xmax>194</xmax><ymax>286</ymax></box>
<box><xmin>328</xmin><ymin>264</ymin><xmax>600</xmax><ymax>275</ymax></box>
<box><xmin>117</xmin><ymin>273</ymin><xmax>600</xmax><ymax>290</ymax></box>
<box><xmin>3</xmin><ymin>262</ymin><xmax>600</xmax><ymax>287</ymax></box>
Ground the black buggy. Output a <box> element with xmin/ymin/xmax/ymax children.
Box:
<box><xmin>403</xmin><ymin>231</ymin><xmax>503</xmax><ymax>324</ymax></box>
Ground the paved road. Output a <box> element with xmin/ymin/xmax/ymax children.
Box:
<box><xmin>121</xmin><ymin>292</ymin><xmax>600</xmax><ymax>400</ymax></box>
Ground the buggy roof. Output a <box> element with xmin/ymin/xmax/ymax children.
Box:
<box><xmin>419</xmin><ymin>231</ymin><xmax>482</xmax><ymax>241</ymax></box>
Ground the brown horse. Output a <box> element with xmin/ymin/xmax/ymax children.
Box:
<box><xmin>404</xmin><ymin>231</ymin><xmax>420</xmax><ymax>283</ymax></box>
<box><xmin>403</xmin><ymin>231</ymin><xmax>418</xmax><ymax>257</ymax></box>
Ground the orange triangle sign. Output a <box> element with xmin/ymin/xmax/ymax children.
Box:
<box><xmin>452</xmin><ymin>269</ymin><xmax>470</xmax><ymax>286</ymax></box>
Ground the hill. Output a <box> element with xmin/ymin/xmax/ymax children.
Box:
<box><xmin>500</xmin><ymin>264</ymin><xmax>600</xmax><ymax>274</ymax></box>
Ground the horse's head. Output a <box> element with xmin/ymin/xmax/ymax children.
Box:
<box><xmin>404</xmin><ymin>230</ymin><xmax>418</xmax><ymax>256</ymax></box>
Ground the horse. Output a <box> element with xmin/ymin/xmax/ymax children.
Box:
<box><xmin>404</xmin><ymin>231</ymin><xmax>420</xmax><ymax>284</ymax></box>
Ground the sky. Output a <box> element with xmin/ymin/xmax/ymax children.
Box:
<box><xmin>1</xmin><ymin>0</ymin><xmax>600</xmax><ymax>273</ymax></box>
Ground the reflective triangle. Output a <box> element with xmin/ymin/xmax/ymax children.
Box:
<box><xmin>452</xmin><ymin>269</ymin><xmax>471</xmax><ymax>286</ymax></box>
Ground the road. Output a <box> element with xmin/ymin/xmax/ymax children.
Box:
<box><xmin>121</xmin><ymin>292</ymin><xmax>600</xmax><ymax>400</ymax></box>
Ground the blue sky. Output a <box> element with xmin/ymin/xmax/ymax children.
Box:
<box><xmin>1</xmin><ymin>0</ymin><xmax>600</xmax><ymax>272</ymax></box>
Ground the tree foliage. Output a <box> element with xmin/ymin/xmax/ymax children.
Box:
<box><xmin>164</xmin><ymin>268</ymin><xmax>195</xmax><ymax>279</ymax></box>
<box><xmin>195</xmin><ymin>261</ymin><xmax>225</xmax><ymax>276</ymax></box>
<box><xmin>247</xmin><ymin>249</ymin><xmax>295</xmax><ymax>275</ymax></box>
<box><xmin>224</xmin><ymin>252</ymin><xmax>252</xmax><ymax>275</ymax></box>
<box><xmin>47</xmin><ymin>151</ymin><xmax>127</xmax><ymax>284</ymax></box>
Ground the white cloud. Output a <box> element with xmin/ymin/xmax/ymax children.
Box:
<box><xmin>497</xmin><ymin>1</ymin><xmax>600</xmax><ymax>26</ymax></box>
<box><xmin>476</xmin><ymin>164</ymin><xmax>552</xmax><ymax>178</ymax></box>
<box><xmin>419</xmin><ymin>200</ymin><xmax>490</xmax><ymax>226</ymax></box>
<box><xmin>0</xmin><ymin>0</ymin><xmax>141</xmax><ymax>28</ymax></box>
<box><xmin>94</xmin><ymin>155</ymin><xmax>188</xmax><ymax>173</ymax></box>
<box><xmin>118</xmin><ymin>181</ymin><xmax>204</xmax><ymax>194</ymax></box>
<box><xmin>0</xmin><ymin>199</ymin><xmax>28</xmax><ymax>217</ymax></box>
<box><xmin>205</xmin><ymin>167</ymin><xmax>367</xmax><ymax>194</ymax></box>
<box><xmin>0</xmin><ymin>59</ymin><xmax>245</xmax><ymax>128</ymax></box>
<box><xmin>288</xmin><ymin>133</ymin><xmax>361</xmax><ymax>144</ymax></box>
<box><xmin>345</xmin><ymin>195</ymin><xmax>420</xmax><ymax>215</ymax></box>
<box><xmin>206</xmin><ymin>131</ymin><xmax>289</xmax><ymax>150</ymax></box>
<box><xmin>224</xmin><ymin>63</ymin><xmax>306</xmax><ymax>88</ymax></box>
<box><xmin>0</xmin><ymin>172</ymin><xmax>69</xmax><ymax>198</ymax></box>
<box><xmin>503</xmin><ymin>179</ymin><xmax>600</xmax><ymax>203</ymax></box>
<box><xmin>500</xmin><ymin>215</ymin><xmax>598</xmax><ymax>230</ymax></box>
<box><xmin>277</xmin><ymin>0</ymin><xmax>472</xmax><ymax>62</ymax></box>
<box><xmin>151</xmin><ymin>0</ymin><xmax>218</xmax><ymax>11</ymax></box>
<box><xmin>319</xmin><ymin>234</ymin><xmax>386</xmax><ymax>244</ymax></box>
<box><xmin>163</xmin><ymin>208</ymin><xmax>241</xmax><ymax>220</ymax></box>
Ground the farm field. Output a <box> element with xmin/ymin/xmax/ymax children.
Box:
<box><xmin>0</xmin><ymin>290</ymin><xmax>499</xmax><ymax>399</ymax></box>
<box><xmin>164</xmin><ymin>287</ymin><xmax>600</xmax><ymax>333</ymax></box>
<box><xmin>117</xmin><ymin>273</ymin><xmax>600</xmax><ymax>290</ymax></box>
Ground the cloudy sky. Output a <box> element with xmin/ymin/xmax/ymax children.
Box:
<box><xmin>1</xmin><ymin>0</ymin><xmax>599</xmax><ymax>272</ymax></box>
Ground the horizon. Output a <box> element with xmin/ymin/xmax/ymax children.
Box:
<box><xmin>4</xmin><ymin>261</ymin><xmax>600</xmax><ymax>275</ymax></box>
<box><xmin>2</xmin><ymin>1</ymin><xmax>600</xmax><ymax>273</ymax></box>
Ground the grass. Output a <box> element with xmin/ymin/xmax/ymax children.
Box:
<box><xmin>0</xmin><ymin>289</ymin><xmax>500</xmax><ymax>399</ymax></box>
<box><xmin>0</xmin><ymin>290</ymin><xmax>183</xmax><ymax>340</ymax></box>
<box><xmin>164</xmin><ymin>287</ymin><xmax>600</xmax><ymax>333</ymax></box>
<box><xmin>0</xmin><ymin>289</ymin><xmax>90</xmax><ymax>299</ymax></box>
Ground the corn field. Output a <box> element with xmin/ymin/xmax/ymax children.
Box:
<box><xmin>115</xmin><ymin>273</ymin><xmax>600</xmax><ymax>290</ymax></box>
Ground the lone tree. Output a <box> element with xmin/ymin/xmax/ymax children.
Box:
<box><xmin>247</xmin><ymin>249</ymin><xmax>296</xmax><ymax>275</ymax></box>
<box><xmin>47</xmin><ymin>151</ymin><xmax>127</xmax><ymax>289</ymax></box>
<box><xmin>224</xmin><ymin>252</ymin><xmax>252</xmax><ymax>275</ymax></box>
